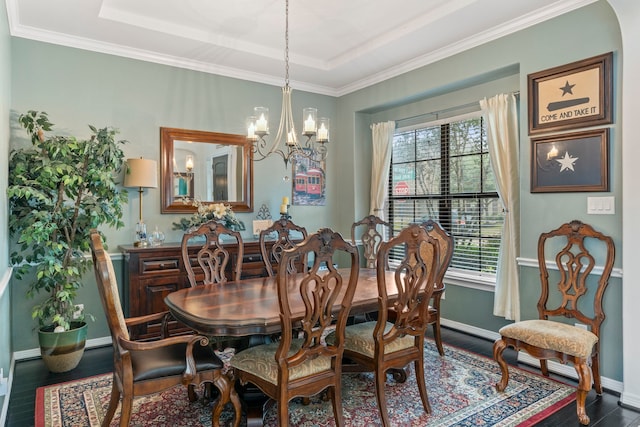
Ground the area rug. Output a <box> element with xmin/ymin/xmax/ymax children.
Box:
<box><xmin>35</xmin><ymin>341</ymin><xmax>575</xmax><ymax>426</ymax></box>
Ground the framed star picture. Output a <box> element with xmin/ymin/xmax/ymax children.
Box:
<box><xmin>528</xmin><ymin>52</ymin><xmax>612</xmax><ymax>134</ymax></box>
<box><xmin>531</xmin><ymin>128</ymin><xmax>609</xmax><ymax>193</ymax></box>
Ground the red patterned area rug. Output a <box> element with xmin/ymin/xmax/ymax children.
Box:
<box><xmin>35</xmin><ymin>341</ymin><xmax>575</xmax><ymax>427</ymax></box>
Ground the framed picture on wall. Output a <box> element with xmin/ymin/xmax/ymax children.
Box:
<box><xmin>531</xmin><ymin>128</ymin><xmax>609</xmax><ymax>193</ymax></box>
<box><xmin>292</xmin><ymin>149</ymin><xmax>326</xmax><ymax>206</ymax></box>
<box><xmin>528</xmin><ymin>52</ymin><xmax>612</xmax><ymax>135</ymax></box>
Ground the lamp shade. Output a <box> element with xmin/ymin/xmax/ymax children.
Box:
<box><xmin>124</xmin><ymin>158</ymin><xmax>158</xmax><ymax>188</ymax></box>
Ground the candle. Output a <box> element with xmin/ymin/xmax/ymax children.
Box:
<box><xmin>282</xmin><ymin>196</ymin><xmax>289</xmax><ymax>205</ymax></box>
<box><xmin>317</xmin><ymin>123</ymin><xmax>328</xmax><ymax>141</ymax></box>
<box><xmin>256</xmin><ymin>113</ymin><xmax>268</xmax><ymax>132</ymax></box>
<box><xmin>304</xmin><ymin>114</ymin><xmax>316</xmax><ymax>133</ymax></box>
<box><xmin>280</xmin><ymin>204</ymin><xmax>288</xmax><ymax>214</ymax></box>
<box><xmin>247</xmin><ymin>122</ymin><xmax>256</xmax><ymax>139</ymax></box>
<box><xmin>287</xmin><ymin>130</ymin><xmax>295</xmax><ymax>145</ymax></box>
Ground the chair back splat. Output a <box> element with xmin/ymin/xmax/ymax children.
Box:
<box><xmin>181</xmin><ymin>220</ymin><xmax>244</xmax><ymax>286</ymax></box>
<box><xmin>259</xmin><ymin>217</ymin><xmax>308</xmax><ymax>277</ymax></box>
<box><xmin>493</xmin><ymin>220</ymin><xmax>615</xmax><ymax>426</ymax></box>
<box><xmin>231</xmin><ymin>228</ymin><xmax>359</xmax><ymax>426</ymax></box>
<box><xmin>351</xmin><ymin>214</ymin><xmax>391</xmax><ymax>269</ymax></box>
<box><xmin>419</xmin><ymin>219</ymin><xmax>454</xmax><ymax>356</ymax></box>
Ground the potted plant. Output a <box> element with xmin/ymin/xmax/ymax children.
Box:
<box><xmin>8</xmin><ymin>110</ymin><xmax>128</xmax><ymax>372</ymax></box>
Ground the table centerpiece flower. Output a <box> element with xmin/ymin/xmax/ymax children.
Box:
<box><xmin>172</xmin><ymin>200</ymin><xmax>245</xmax><ymax>231</ymax></box>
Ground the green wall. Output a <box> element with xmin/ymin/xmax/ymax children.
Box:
<box><xmin>7</xmin><ymin>0</ymin><xmax>624</xmax><ymax>383</ymax></box>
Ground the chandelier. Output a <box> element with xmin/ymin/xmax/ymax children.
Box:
<box><xmin>247</xmin><ymin>0</ymin><xmax>330</xmax><ymax>167</ymax></box>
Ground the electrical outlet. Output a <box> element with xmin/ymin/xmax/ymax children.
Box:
<box><xmin>574</xmin><ymin>322</ymin><xmax>589</xmax><ymax>331</ymax></box>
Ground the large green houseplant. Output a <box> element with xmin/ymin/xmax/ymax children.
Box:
<box><xmin>8</xmin><ymin>110</ymin><xmax>128</xmax><ymax>371</ymax></box>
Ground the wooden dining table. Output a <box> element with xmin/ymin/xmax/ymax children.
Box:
<box><xmin>164</xmin><ymin>267</ymin><xmax>395</xmax><ymax>338</ymax></box>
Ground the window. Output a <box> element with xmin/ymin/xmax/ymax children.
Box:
<box><xmin>388</xmin><ymin>112</ymin><xmax>504</xmax><ymax>278</ymax></box>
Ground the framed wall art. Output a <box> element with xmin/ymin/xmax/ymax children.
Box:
<box><xmin>531</xmin><ymin>128</ymin><xmax>608</xmax><ymax>193</ymax></box>
<box><xmin>528</xmin><ymin>52</ymin><xmax>612</xmax><ymax>135</ymax></box>
<box><xmin>292</xmin><ymin>148</ymin><xmax>326</xmax><ymax>206</ymax></box>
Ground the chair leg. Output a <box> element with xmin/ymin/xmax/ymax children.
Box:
<box><xmin>414</xmin><ymin>358</ymin><xmax>432</xmax><ymax>414</ymax></box>
<box><xmin>540</xmin><ymin>359</ymin><xmax>550</xmax><ymax>376</ymax></box>
<box><xmin>492</xmin><ymin>339</ymin><xmax>510</xmax><ymax>392</ymax></box>
<box><xmin>375</xmin><ymin>368</ymin><xmax>391</xmax><ymax>427</ymax></box>
<box><xmin>187</xmin><ymin>384</ymin><xmax>198</xmax><ymax>402</ymax></box>
<box><xmin>574</xmin><ymin>361</ymin><xmax>593</xmax><ymax>425</ymax></box>
<box><xmin>329</xmin><ymin>385</ymin><xmax>345</xmax><ymax>427</ymax></box>
<box><xmin>433</xmin><ymin>320</ymin><xmax>445</xmax><ymax>356</ymax></box>
<box><xmin>118</xmin><ymin>394</ymin><xmax>134</xmax><ymax>427</ymax></box>
<box><xmin>102</xmin><ymin>379</ymin><xmax>120</xmax><ymax>427</ymax></box>
<box><xmin>277</xmin><ymin>397</ymin><xmax>290</xmax><ymax>427</ymax></box>
<box><xmin>591</xmin><ymin>353</ymin><xmax>603</xmax><ymax>394</ymax></box>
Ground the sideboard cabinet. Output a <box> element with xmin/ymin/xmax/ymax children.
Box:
<box><xmin>119</xmin><ymin>238</ymin><xmax>275</xmax><ymax>340</ymax></box>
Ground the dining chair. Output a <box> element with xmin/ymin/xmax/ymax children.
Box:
<box><xmin>420</xmin><ymin>219</ymin><xmax>454</xmax><ymax>356</ymax></box>
<box><xmin>327</xmin><ymin>223</ymin><xmax>440</xmax><ymax>427</ymax></box>
<box><xmin>493</xmin><ymin>220</ymin><xmax>615</xmax><ymax>426</ymax></box>
<box><xmin>230</xmin><ymin>228</ymin><xmax>360</xmax><ymax>426</ymax></box>
<box><xmin>181</xmin><ymin>220</ymin><xmax>244</xmax><ymax>286</ymax></box>
<box><xmin>259</xmin><ymin>217</ymin><xmax>308</xmax><ymax>277</ymax></box>
<box><xmin>351</xmin><ymin>214</ymin><xmax>392</xmax><ymax>269</ymax></box>
<box><xmin>89</xmin><ymin>230</ymin><xmax>241</xmax><ymax>427</ymax></box>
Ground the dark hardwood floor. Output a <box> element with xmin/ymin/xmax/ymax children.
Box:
<box><xmin>6</xmin><ymin>327</ymin><xmax>640</xmax><ymax>426</ymax></box>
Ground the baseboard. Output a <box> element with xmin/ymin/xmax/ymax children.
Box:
<box><xmin>620</xmin><ymin>391</ymin><xmax>640</xmax><ymax>411</ymax></box>
<box><xmin>13</xmin><ymin>336</ymin><xmax>113</xmax><ymax>361</ymax></box>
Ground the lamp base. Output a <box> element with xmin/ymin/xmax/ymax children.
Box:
<box><xmin>133</xmin><ymin>240</ymin><xmax>149</xmax><ymax>248</ymax></box>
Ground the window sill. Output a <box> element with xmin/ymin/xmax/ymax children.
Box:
<box><xmin>443</xmin><ymin>269</ymin><xmax>496</xmax><ymax>292</ymax></box>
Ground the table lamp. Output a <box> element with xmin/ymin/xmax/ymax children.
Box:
<box><xmin>124</xmin><ymin>158</ymin><xmax>158</xmax><ymax>247</ymax></box>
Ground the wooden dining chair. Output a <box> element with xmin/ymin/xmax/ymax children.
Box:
<box><xmin>181</xmin><ymin>220</ymin><xmax>244</xmax><ymax>286</ymax></box>
<box><xmin>259</xmin><ymin>217</ymin><xmax>308</xmax><ymax>277</ymax></box>
<box><xmin>230</xmin><ymin>228</ymin><xmax>360</xmax><ymax>426</ymax></box>
<box><xmin>420</xmin><ymin>219</ymin><xmax>454</xmax><ymax>356</ymax></box>
<box><xmin>351</xmin><ymin>214</ymin><xmax>392</xmax><ymax>269</ymax></box>
<box><xmin>89</xmin><ymin>230</ymin><xmax>241</xmax><ymax>427</ymax></box>
<box><xmin>493</xmin><ymin>220</ymin><xmax>615</xmax><ymax>425</ymax></box>
<box><xmin>327</xmin><ymin>223</ymin><xmax>440</xmax><ymax>427</ymax></box>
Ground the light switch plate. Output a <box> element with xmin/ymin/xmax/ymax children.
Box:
<box><xmin>587</xmin><ymin>196</ymin><xmax>615</xmax><ymax>215</ymax></box>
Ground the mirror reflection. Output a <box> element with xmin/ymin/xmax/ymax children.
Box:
<box><xmin>161</xmin><ymin>127</ymin><xmax>253</xmax><ymax>213</ymax></box>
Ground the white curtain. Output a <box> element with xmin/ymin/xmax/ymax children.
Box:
<box><xmin>480</xmin><ymin>93</ymin><xmax>520</xmax><ymax>321</ymax></box>
<box><xmin>370</xmin><ymin>121</ymin><xmax>395</xmax><ymax>220</ymax></box>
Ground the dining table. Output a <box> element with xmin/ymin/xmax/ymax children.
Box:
<box><xmin>164</xmin><ymin>267</ymin><xmax>397</xmax><ymax>338</ymax></box>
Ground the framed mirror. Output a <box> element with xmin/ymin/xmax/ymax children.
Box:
<box><xmin>160</xmin><ymin>127</ymin><xmax>253</xmax><ymax>213</ymax></box>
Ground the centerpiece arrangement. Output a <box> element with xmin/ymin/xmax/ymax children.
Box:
<box><xmin>172</xmin><ymin>199</ymin><xmax>245</xmax><ymax>231</ymax></box>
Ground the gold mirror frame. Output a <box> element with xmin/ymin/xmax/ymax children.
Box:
<box><xmin>160</xmin><ymin>127</ymin><xmax>253</xmax><ymax>213</ymax></box>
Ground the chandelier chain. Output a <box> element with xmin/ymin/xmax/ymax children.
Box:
<box><xmin>284</xmin><ymin>0</ymin><xmax>290</xmax><ymax>88</ymax></box>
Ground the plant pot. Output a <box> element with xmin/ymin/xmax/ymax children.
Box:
<box><xmin>38</xmin><ymin>321</ymin><xmax>88</xmax><ymax>373</ymax></box>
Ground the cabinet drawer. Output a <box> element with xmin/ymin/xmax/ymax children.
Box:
<box><xmin>140</xmin><ymin>258</ymin><xmax>180</xmax><ymax>274</ymax></box>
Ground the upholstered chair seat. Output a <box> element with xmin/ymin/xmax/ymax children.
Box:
<box><xmin>230</xmin><ymin>339</ymin><xmax>332</xmax><ymax>384</ymax></box>
<box><xmin>131</xmin><ymin>343</ymin><xmax>225</xmax><ymax>382</ymax></box>
<box><xmin>326</xmin><ymin>321</ymin><xmax>414</xmax><ymax>358</ymax></box>
<box><xmin>498</xmin><ymin>320</ymin><xmax>598</xmax><ymax>359</ymax></box>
